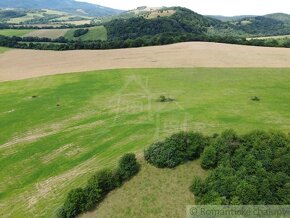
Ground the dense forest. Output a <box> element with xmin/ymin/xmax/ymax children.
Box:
<box><xmin>233</xmin><ymin>16</ymin><xmax>290</xmax><ymax>36</ymax></box>
<box><xmin>145</xmin><ymin>130</ymin><xmax>290</xmax><ymax>205</ymax></box>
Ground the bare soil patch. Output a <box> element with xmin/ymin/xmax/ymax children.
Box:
<box><xmin>1</xmin><ymin>42</ymin><xmax>290</xmax><ymax>82</ymax></box>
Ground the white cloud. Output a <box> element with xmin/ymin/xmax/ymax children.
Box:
<box><xmin>78</xmin><ymin>0</ymin><xmax>290</xmax><ymax>16</ymax></box>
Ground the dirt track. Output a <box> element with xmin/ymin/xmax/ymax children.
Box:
<box><xmin>1</xmin><ymin>42</ymin><xmax>290</xmax><ymax>82</ymax></box>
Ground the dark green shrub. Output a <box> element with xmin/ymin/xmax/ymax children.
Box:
<box><xmin>58</xmin><ymin>188</ymin><xmax>87</xmax><ymax>218</ymax></box>
<box><xmin>251</xmin><ymin>96</ymin><xmax>260</xmax><ymax>101</ymax></box>
<box><xmin>83</xmin><ymin>180</ymin><xmax>102</xmax><ymax>211</ymax></box>
<box><xmin>88</xmin><ymin>169</ymin><xmax>119</xmax><ymax>195</ymax></box>
<box><xmin>144</xmin><ymin>131</ymin><xmax>208</xmax><ymax>168</ymax></box>
<box><xmin>190</xmin><ymin>176</ymin><xmax>205</xmax><ymax>197</ymax></box>
<box><xmin>201</xmin><ymin>145</ymin><xmax>217</xmax><ymax>169</ymax></box>
<box><xmin>118</xmin><ymin>153</ymin><xmax>140</xmax><ymax>181</ymax></box>
<box><xmin>144</xmin><ymin>132</ymin><xmax>209</xmax><ymax>168</ymax></box>
<box><xmin>144</xmin><ymin>141</ymin><xmax>180</xmax><ymax>168</ymax></box>
<box><xmin>157</xmin><ymin>95</ymin><xmax>174</xmax><ymax>102</ymax></box>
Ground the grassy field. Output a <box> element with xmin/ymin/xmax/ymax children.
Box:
<box><xmin>0</xmin><ymin>68</ymin><xmax>289</xmax><ymax>217</ymax></box>
<box><xmin>24</xmin><ymin>29</ymin><xmax>69</xmax><ymax>39</ymax></box>
<box><xmin>0</xmin><ymin>47</ymin><xmax>10</xmax><ymax>54</ymax></box>
<box><xmin>0</xmin><ymin>29</ymin><xmax>34</xmax><ymax>37</ymax></box>
<box><xmin>65</xmin><ymin>26</ymin><xmax>107</xmax><ymax>41</ymax></box>
<box><xmin>146</xmin><ymin>9</ymin><xmax>176</xmax><ymax>19</ymax></box>
<box><xmin>83</xmin><ymin>158</ymin><xmax>207</xmax><ymax>218</ymax></box>
<box><xmin>7</xmin><ymin>9</ymin><xmax>69</xmax><ymax>24</ymax></box>
<box><xmin>7</xmin><ymin>12</ymin><xmax>44</xmax><ymax>24</ymax></box>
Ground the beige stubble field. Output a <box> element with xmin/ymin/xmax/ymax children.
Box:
<box><xmin>1</xmin><ymin>42</ymin><xmax>290</xmax><ymax>82</ymax></box>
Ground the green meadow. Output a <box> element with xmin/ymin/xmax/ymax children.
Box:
<box><xmin>0</xmin><ymin>29</ymin><xmax>34</xmax><ymax>37</ymax></box>
<box><xmin>0</xmin><ymin>68</ymin><xmax>289</xmax><ymax>217</ymax></box>
<box><xmin>65</xmin><ymin>26</ymin><xmax>107</xmax><ymax>41</ymax></box>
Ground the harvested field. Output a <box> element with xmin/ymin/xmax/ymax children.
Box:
<box><xmin>24</xmin><ymin>29</ymin><xmax>69</xmax><ymax>39</ymax></box>
<box><xmin>1</xmin><ymin>42</ymin><xmax>290</xmax><ymax>82</ymax></box>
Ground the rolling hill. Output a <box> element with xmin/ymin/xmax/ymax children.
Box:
<box><xmin>105</xmin><ymin>7</ymin><xmax>220</xmax><ymax>40</ymax></box>
<box><xmin>0</xmin><ymin>0</ymin><xmax>123</xmax><ymax>17</ymax></box>
<box><xmin>265</xmin><ymin>13</ymin><xmax>290</xmax><ymax>23</ymax></box>
<box><xmin>0</xmin><ymin>67</ymin><xmax>289</xmax><ymax>217</ymax></box>
<box><xmin>104</xmin><ymin>7</ymin><xmax>290</xmax><ymax>40</ymax></box>
<box><xmin>231</xmin><ymin>15</ymin><xmax>290</xmax><ymax>36</ymax></box>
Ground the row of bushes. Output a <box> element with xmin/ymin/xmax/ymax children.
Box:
<box><xmin>58</xmin><ymin>153</ymin><xmax>140</xmax><ymax>218</ymax></box>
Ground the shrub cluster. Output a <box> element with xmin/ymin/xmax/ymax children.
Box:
<box><xmin>158</xmin><ymin>95</ymin><xmax>174</xmax><ymax>102</ymax></box>
<box><xmin>192</xmin><ymin>130</ymin><xmax>290</xmax><ymax>205</ymax></box>
<box><xmin>57</xmin><ymin>153</ymin><xmax>140</xmax><ymax>218</ymax></box>
<box><xmin>144</xmin><ymin>132</ymin><xmax>209</xmax><ymax>168</ymax></box>
<box><xmin>73</xmin><ymin>29</ymin><xmax>89</xmax><ymax>37</ymax></box>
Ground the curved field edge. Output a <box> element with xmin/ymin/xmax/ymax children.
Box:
<box><xmin>0</xmin><ymin>68</ymin><xmax>289</xmax><ymax>217</ymax></box>
<box><xmin>0</xmin><ymin>47</ymin><xmax>10</xmax><ymax>54</ymax></box>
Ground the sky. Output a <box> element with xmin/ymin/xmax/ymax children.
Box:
<box><xmin>78</xmin><ymin>0</ymin><xmax>290</xmax><ymax>16</ymax></box>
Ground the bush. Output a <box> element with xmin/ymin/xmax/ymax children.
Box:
<box><xmin>117</xmin><ymin>153</ymin><xmax>140</xmax><ymax>181</ymax></box>
<box><xmin>144</xmin><ymin>131</ymin><xmax>208</xmax><ymax>168</ymax></box>
<box><xmin>201</xmin><ymin>145</ymin><xmax>217</xmax><ymax>169</ymax></box>
<box><xmin>58</xmin><ymin>188</ymin><xmax>87</xmax><ymax>218</ymax></box>
<box><xmin>144</xmin><ymin>141</ymin><xmax>180</xmax><ymax>168</ymax></box>
<box><xmin>83</xmin><ymin>184</ymin><xmax>102</xmax><ymax>211</ymax></box>
<box><xmin>157</xmin><ymin>95</ymin><xmax>174</xmax><ymax>102</ymax></box>
<box><xmin>87</xmin><ymin>169</ymin><xmax>119</xmax><ymax>195</ymax></box>
<box><xmin>190</xmin><ymin>176</ymin><xmax>205</xmax><ymax>197</ymax></box>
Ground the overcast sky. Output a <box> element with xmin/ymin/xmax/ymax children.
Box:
<box><xmin>78</xmin><ymin>0</ymin><xmax>290</xmax><ymax>16</ymax></box>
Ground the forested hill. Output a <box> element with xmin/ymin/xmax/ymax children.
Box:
<box><xmin>105</xmin><ymin>7</ymin><xmax>220</xmax><ymax>40</ymax></box>
<box><xmin>0</xmin><ymin>0</ymin><xmax>122</xmax><ymax>17</ymax></box>
<box><xmin>231</xmin><ymin>16</ymin><xmax>290</xmax><ymax>36</ymax></box>
<box><xmin>105</xmin><ymin>7</ymin><xmax>290</xmax><ymax>40</ymax></box>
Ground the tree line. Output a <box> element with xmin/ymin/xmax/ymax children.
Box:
<box><xmin>58</xmin><ymin>153</ymin><xmax>140</xmax><ymax>218</ymax></box>
<box><xmin>1</xmin><ymin>33</ymin><xmax>289</xmax><ymax>51</ymax></box>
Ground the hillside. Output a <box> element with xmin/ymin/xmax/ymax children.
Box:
<box><xmin>104</xmin><ymin>7</ymin><xmax>290</xmax><ymax>41</ymax></box>
<box><xmin>0</xmin><ymin>0</ymin><xmax>122</xmax><ymax>17</ymax></box>
<box><xmin>207</xmin><ymin>15</ymin><xmax>255</xmax><ymax>22</ymax></box>
<box><xmin>105</xmin><ymin>7</ymin><xmax>220</xmax><ymax>40</ymax></box>
<box><xmin>231</xmin><ymin>15</ymin><xmax>290</xmax><ymax>36</ymax></box>
<box><xmin>265</xmin><ymin>13</ymin><xmax>290</xmax><ymax>22</ymax></box>
<box><xmin>0</xmin><ymin>68</ymin><xmax>289</xmax><ymax>217</ymax></box>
